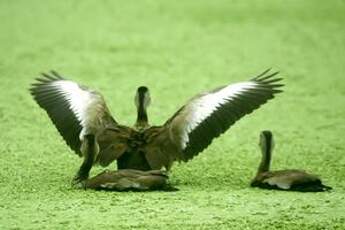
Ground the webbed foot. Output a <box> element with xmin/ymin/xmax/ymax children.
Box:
<box><xmin>71</xmin><ymin>174</ymin><xmax>88</xmax><ymax>189</ymax></box>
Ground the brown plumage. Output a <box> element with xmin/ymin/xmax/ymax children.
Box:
<box><xmin>251</xmin><ymin>130</ymin><xmax>332</xmax><ymax>192</ymax></box>
<box><xmin>30</xmin><ymin>69</ymin><xmax>283</xmax><ymax>187</ymax></box>
<box><xmin>84</xmin><ymin>169</ymin><xmax>169</xmax><ymax>191</ymax></box>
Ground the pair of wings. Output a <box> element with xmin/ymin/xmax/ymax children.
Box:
<box><xmin>30</xmin><ymin>70</ymin><xmax>283</xmax><ymax>169</ymax></box>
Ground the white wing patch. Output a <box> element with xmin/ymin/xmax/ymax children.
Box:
<box><xmin>264</xmin><ymin>177</ymin><xmax>291</xmax><ymax>190</ymax></box>
<box><xmin>53</xmin><ymin>80</ymin><xmax>105</xmax><ymax>139</ymax></box>
<box><xmin>180</xmin><ymin>81</ymin><xmax>257</xmax><ymax>149</ymax></box>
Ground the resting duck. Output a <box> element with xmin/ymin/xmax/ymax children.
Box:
<box><xmin>84</xmin><ymin>169</ymin><xmax>169</xmax><ymax>191</ymax></box>
<box><xmin>30</xmin><ymin>69</ymin><xmax>283</xmax><ymax>186</ymax></box>
<box><xmin>251</xmin><ymin>130</ymin><xmax>332</xmax><ymax>192</ymax></box>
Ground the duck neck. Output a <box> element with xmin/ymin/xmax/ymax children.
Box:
<box><xmin>135</xmin><ymin>103</ymin><xmax>148</xmax><ymax>129</ymax></box>
<box><xmin>258</xmin><ymin>140</ymin><xmax>272</xmax><ymax>173</ymax></box>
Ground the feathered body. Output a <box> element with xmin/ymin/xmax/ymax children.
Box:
<box><xmin>84</xmin><ymin>169</ymin><xmax>169</xmax><ymax>191</ymax></box>
<box><xmin>251</xmin><ymin>130</ymin><xmax>332</xmax><ymax>192</ymax></box>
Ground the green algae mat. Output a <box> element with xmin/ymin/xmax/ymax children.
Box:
<box><xmin>1</xmin><ymin>0</ymin><xmax>344</xmax><ymax>229</ymax></box>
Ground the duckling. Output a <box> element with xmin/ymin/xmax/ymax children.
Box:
<box><xmin>84</xmin><ymin>169</ymin><xmax>170</xmax><ymax>191</ymax></box>
<box><xmin>251</xmin><ymin>130</ymin><xmax>332</xmax><ymax>192</ymax></box>
<box><xmin>30</xmin><ymin>69</ymin><xmax>283</xmax><ymax>187</ymax></box>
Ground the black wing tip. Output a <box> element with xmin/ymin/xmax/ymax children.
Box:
<box><xmin>252</xmin><ymin>68</ymin><xmax>280</xmax><ymax>81</ymax></box>
<box><xmin>41</xmin><ymin>70</ymin><xmax>64</xmax><ymax>80</ymax></box>
<box><xmin>29</xmin><ymin>70</ymin><xmax>65</xmax><ymax>92</ymax></box>
<box><xmin>254</xmin><ymin>68</ymin><xmax>272</xmax><ymax>79</ymax></box>
<box><xmin>34</xmin><ymin>70</ymin><xmax>64</xmax><ymax>83</ymax></box>
<box><xmin>272</xmin><ymin>89</ymin><xmax>284</xmax><ymax>94</ymax></box>
<box><xmin>50</xmin><ymin>70</ymin><xmax>64</xmax><ymax>79</ymax></box>
<box><xmin>251</xmin><ymin>69</ymin><xmax>284</xmax><ymax>93</ymax></box>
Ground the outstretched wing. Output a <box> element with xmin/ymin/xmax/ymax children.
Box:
<box><xmin>144</xmin><ymin>69</ymin><xmax>283</xmax><ymax>169</ymax></box>
<box><xmin>30</xmin><ymin>71</ymin><xmax>118</xmax><ymax>156</ymax></box>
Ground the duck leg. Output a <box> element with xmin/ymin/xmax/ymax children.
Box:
<box><xmin>72</xmin><ymin>134</ymin><xmax>97</xmax><ymax>188</ymax></box>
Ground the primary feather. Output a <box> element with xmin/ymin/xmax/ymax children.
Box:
<box><xmin>30</xmin><ymin>71</ymin><xmax>117</xmax><ymax>155</ymax></box>
<box><xmin>161</xmin><ymin>70</ymin><xmax>282</xmax><ymax>161</ymax></box>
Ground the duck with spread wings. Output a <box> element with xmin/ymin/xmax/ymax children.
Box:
<box><xmin>30</xmin><ymin>69</ymin><xmax>283</xmax><ymax>186</ymax></box>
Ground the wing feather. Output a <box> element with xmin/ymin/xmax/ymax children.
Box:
<box><xmin>30</xmin><ymin>71</ymin><xmax>118</xmax><ymax>155</ymax></box>
<box><xmin>145</xmin><ymin>69</ymin><xmax>283</xmax><ymax>168</ymax></box>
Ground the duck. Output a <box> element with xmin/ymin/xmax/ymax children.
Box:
<box><xmin>84</xmin><ymin>169</ymin><xmax>170</xmax><ymax>191</ymax></box>
<box><xmin>30</xmin><ymin>69</ymin><xmax>283</xmax><ymax>187</ymax></box>
<box><xmin>250</xmin><ymin>130</ymin><xmax>332</xmax><ymax>192</ymax></box>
